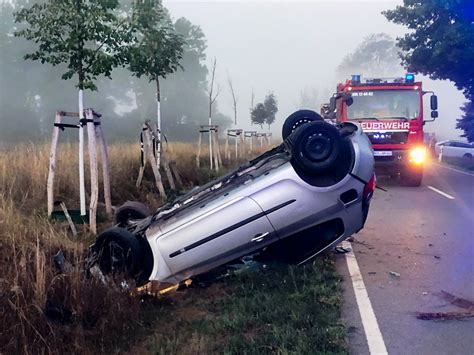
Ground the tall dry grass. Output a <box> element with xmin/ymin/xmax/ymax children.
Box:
<box><xmin>0</xmin><ymin>140</ymin><xmax>270</xmax><ymax>353</ymax></box>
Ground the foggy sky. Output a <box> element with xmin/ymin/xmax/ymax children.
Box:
<box><xmin>164</xmin><ymin>0</ymin><xmax>466</xmax><ymax>141</ymax></box>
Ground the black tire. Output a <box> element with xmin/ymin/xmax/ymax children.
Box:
<box><xmin>95</xmin><ymin>227</ymin><xmax>150</xmax><ymax>282</ymax></box>
<box><xmin>400</xmin><ymin>169</ymin><xmax>423</xmax><ymax>187</ymax></box>
<box><xmin>115</xmin><ymin>201</ymin><xmax>151</xmax><ymax>226</ymax></box>
<box><xmin>282</xmin><ymin>110</ymin><xmax>323</xmax><ymax>140</ymax></box>
<box><xmin>290</xmin><ymin>121</ymin><xmax>343</xmax><ymax>174</ymax></box>
<box><xmin>463</xmin><ymin>153</ymin><xmax>472</xmax><ymax>160</ymax></box>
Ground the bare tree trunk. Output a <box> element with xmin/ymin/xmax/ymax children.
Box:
<box><xmin>227</xmin><ymin>73</ymin><xmax>238</xmax><ymax>125</ymax></box>
<box><xmin>209</xmin><ymin>117</ymin><xmax>213</xmax><ymax>170</ymax></box>
<box><xmin>78</xmin><ymin>89</ymin><xmax>86</xmax><ymax>216</ymax></box>
<box><xmin>207</xmin><ymin>58</ymin><xmax>220</xmax><ymax>170</ymax></box>
<box><xmin>156</xmin><ymin>79</ymin><xmax>162</xmax><ymax>169</ymax></box>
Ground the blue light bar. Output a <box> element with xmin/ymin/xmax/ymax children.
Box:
<box><xmin>405</xmin><ymin>73</ymin><xmax>415</xmax><ymax>83</ymax></box>
<box><xmin>352</xmin><ymin>74</ymin><xmax>361</xmax><ymax>83</ymax></box>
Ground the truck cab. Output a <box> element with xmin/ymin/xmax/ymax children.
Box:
<box><xmin>331</xmin><ymin>74</ymin><xmax>438</xmax><ymax>186</ymax></box>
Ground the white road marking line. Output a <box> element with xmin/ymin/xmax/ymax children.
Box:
<box><xmin>342</xmin><ymin>240</ymin><xmax>388</xmax><ymax>355</ymax></box>
<box><xmin>433</xmin><ymin>163</ymin><xmax>474</xmax><ymax>177</ymax></box>
<box><xmin>427</xmin><ymin>186</ymin><xmax>455</xmax><ymax>200</ymax></box>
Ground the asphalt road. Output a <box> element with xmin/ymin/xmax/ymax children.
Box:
<box><xmin>337</xmin><ymin>161</ymin><xmax>474</xmax><ymax>355</ymax></box>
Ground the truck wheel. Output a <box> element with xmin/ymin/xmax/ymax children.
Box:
<box><xmin>282</xmin><ymin>110</ymin><xmax>323</xmax><ymax>140</ymax></box>
<box><xmin>401</xmin><ymin>169</ymin><xmax>423</xmax><ymax>187</ymax></box>
<box><xmin>115</xmin><ymin>201</ymin><xmax>151</xmax><ymax>226</ymax></box>
<box><xmin>95</xmin><ymin>227</ymin><xmax>152</xmax><ymax>283</ymax></box>
<box><xmin>290</xmin><ymin>121</ymin><xmax>343</xmax><ymax>174</ymax></box>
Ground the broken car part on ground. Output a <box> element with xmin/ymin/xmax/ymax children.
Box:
<box><xmin>88</xmin><ymin>109</ymin><xmax>375</xmax><ymax>286</ymax></box>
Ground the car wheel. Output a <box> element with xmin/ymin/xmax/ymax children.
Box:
<box><xmin>463</xmin><ymin>153</ymin><xmax>472</xmax><ymax>160</ymax></box>
<box><xmin>115</xmin><ymin>201</ymin><xmax>151</xmax><ymax>226</ymax></box>
<box><xmin>282</xmin><ymin>110</ymin><xmax>323</xmax><ymax>140</ymax></box>
<box><xmin>95</xmin><ymin>227</ymin><xmax>151</xmax><ymax>283</ymax></box>
<box><xmin>290</xmin><ymin>121</ymin><xmax>344</xmax><ymax>174</ymax></box>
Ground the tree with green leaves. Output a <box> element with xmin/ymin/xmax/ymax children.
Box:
<box><xmin>15</xmin><ymin>1</ymin><xmax>130</xmax><ymax>91</ymax></box>
<box><xmin>384</xmin><ymin>0</ymin><xmax>474</xmax><ymax>141</ymax></box>
<box><xmin>337</xmin><ymin>33</ymin><xmax>401</xmax><ymax>80</ymax></box>
<box><xmin>15</xmin><ymin>0</ymin><xmax>131</xmax><ymax>215</ymax></box>
<box><xmin>251</xmin><ymin>103</ymin><xmax>266</xmax><ymax>128</ymax></box>
<box><xmin>264</xmin><ymin>92</ymin><xmax>278</xmax><ymax>129</ymax></box>
<box><xmin>457</xmin><ymin>101</ymin><xmax>474</xmax><ymax>142</ymax></box>
<box><xmin>251</xmin><ymin>92</ymin><xmax>278</xmax><ymax>129</ymax></box>
<box><xmin>127</xmin><ymin>0</ymin><xmax>184</xmax><ymax>166</ymax></box>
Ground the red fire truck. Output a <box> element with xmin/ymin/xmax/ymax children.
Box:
<box><xmin>329</xmin><ymin>74</ymin><xmax>438</xmax><ymax>186</ymax></box>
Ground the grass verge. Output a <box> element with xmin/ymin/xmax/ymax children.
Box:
<box><xmin>143</xmin><ymin>258</ymin><xmax>346</xmax><ymax>355</ymax></box>
<box><xmin>0</xmin><ymin>141</ymin><xmax>347</xmax><ymax>354</ymax></box>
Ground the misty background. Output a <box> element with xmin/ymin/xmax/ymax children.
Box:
<box><xmin>0</xmin><ymin>0</ymin><xmax>466</xmax><ymax>144</ymax></box>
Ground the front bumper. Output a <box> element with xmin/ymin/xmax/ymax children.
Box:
<box><xmin>374</xmin><ymin>149</ymin><xmax>407</xmax><ymax>166</ymax></box>
<box><xmin>374</xmin><ymin>149</ymin><xmax>423</xmax><ymax>174</ymax></box>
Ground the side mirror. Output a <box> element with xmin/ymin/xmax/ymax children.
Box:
<box><xmin>329</xmin><ymin>97</ymin><xmax>336</xmax><ymax>112</ymax></box>
<box><xmin>431</xmin><ymin>111</ymin><xmax>438</xmax><ymax>119</ymax></box>
<box><xmin>430</xmin><ymin>95</ymin><xmax>438</xmax><ymax>110</ymax></box>
<box><xmin>344</xmin><ymin>95</ymin><xmax>354</xmax><ymax>106</ymax></box>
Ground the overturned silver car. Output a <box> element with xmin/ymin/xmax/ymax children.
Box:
<box><xmin>91</xmin><ymin>110</ymin><xmax>375</xmax><ymax>285</ymax></box>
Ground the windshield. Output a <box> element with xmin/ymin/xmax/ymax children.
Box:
<box><xmin>346</xmin><ymin>90</ymin><xmax>420</xmax><ymax>120</ymax></box>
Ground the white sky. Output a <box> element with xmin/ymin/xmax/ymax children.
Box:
<box><xmin>163</xmin><ymin>0</ymin><xmax>466</xmax><ymax>140</ymax></box>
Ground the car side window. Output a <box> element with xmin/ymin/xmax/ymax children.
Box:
<box><xmin>450</xmin><ymin>142</ymin><xmax>470</xmax><ymax>148</ymax></box>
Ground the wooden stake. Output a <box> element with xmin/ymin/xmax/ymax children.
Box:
<box><xmin>196</xmin><ymin>130</ymin><xmax>202</xmax><ymax>168</ymax></box>
<box><xmin>136</xmin><ymin>130</ymin><xmax>146</xmax><ymax>187</ymax></box>
<box><xmin>161</xmin><ymin>153</ymin><xmax>176</xmax><ymax>190</ymax></box>
<box><xmin>47</xmin><ymin>112</ymin><xmax>61</xmax><ymax>217</ymax></box>
<box><xmin>86</xmin><ymin>110</ymin><xmax>99</xmax><ymax>234</ymax></box>
<box><xmin>225</xmin><ymin>134</ymin><xmax>229</xmax><ymax>160</ymax></box>
<box><xmin>169</xmin><ymin>161</ymin><xmax>183</xmax><ymax>188</ymax></box>
<box><xmin>215</xmin><ymin>129</ymin><xmax>223</xmax><ymax>167</ymax></box>
<box><xmin>143</xmin><ymin>123</ymin><xmax>166</xmax><ymax>197</ymax></box>
<box><xmin>235</xmin><ymin>133</ymin><xmax>239</xmax><ymax>159</ymax></box>
<box><xmin>95</xmin><ymin>115</ymin><xmax>112</xmax><ymax>217</ymax></box>
<box><xmin>212</xmin><ymin>129</ymin><xmax>220</xmax><ymax>170</ymax></box>
<box><xmin>59</xmin><ymin>202</ymin><xmax>78</xmax><ymax>237</ymax></box>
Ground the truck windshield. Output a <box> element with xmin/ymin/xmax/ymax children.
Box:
<box><xmin>346</xmin><ymin>90</ymin><xmax>420</xmax><ymax>120</ymax></box>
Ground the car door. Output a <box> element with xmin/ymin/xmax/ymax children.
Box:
<box><xmin>441</xmin><ymin>141</ymin><xmax>454</xmax><ymax>157</ymax></box>
<box><xmin>155</xmin><ymin>197</ymin><xmax>276</xmax><ymax>280</ymax></box>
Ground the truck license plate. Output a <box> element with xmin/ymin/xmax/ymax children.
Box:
<box><xmin>374</xmin><ymin>151</ymin><xmax>393</xmax><ymax>156</ymax></box>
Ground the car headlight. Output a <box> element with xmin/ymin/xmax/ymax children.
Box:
<box><xmin>409</xmin><ymin>147</ymin><xmax>426</xmax><ymax>165</ymax></box>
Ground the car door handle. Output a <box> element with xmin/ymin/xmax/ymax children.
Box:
<box><xmin>251</xmin><ymin>232</ymin><xmax>270</xmax><ymax>243</ymax></box>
